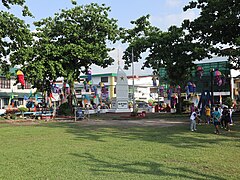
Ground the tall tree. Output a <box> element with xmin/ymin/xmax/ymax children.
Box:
<box><xmin>183</xmin><ymin>0</ymin><xmax>240</xmax><ymax>68</ymax></box>
<box><xmin>11</xmin><ymin>3</ymin><xmax>119</xmax><ymax>106</ymax></box>
<box><xmin>121</xmin><ymin>16</ymin><xmax>209</xmax><ymax>113</ymax></box>
<box><xmin>0</xmin><ymin>0</ymin><xmax>79</xmax><ymax>77</ymax></box>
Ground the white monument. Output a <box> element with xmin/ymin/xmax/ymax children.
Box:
<box><xmin>110</xmin><ymin>66</ymin><xmax>130</xmax><ymax>113</ymax></box>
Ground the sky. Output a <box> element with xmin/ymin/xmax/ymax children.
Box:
<box><xmin>2</xmin><ymin>0</ymin><xmax>199</xmax><ymax>76</ymax></box>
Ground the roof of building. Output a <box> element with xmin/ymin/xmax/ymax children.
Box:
<box><xmin>80</xmin><ymin>73</ymin><xmax>117</xmax><ymax>78</ymax></box>
<box><xmin>194</xmin><ymin>57</ymin><xmax>227</xmax><ymax>64</ymax></box>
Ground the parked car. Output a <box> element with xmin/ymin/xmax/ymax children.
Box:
<box><xmin>136</xmin><ymin>102</ymin><xmax>151</xmax><ymax>112</ymax></box>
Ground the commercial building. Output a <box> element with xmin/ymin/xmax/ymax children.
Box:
<box><xmin>158</xmin><ymin>57</ymin><xmax>239</xmax><ymax>107</ymax></box>
<box><xmin>192</xmin><ymin>58</ymin><xmax>231</xmax><ymax>104</ymax></box>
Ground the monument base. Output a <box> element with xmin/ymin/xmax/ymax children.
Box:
<box><xmin>108</xmin><ymin>108</ymin><xmax>131</xmax><ymax>113</ymax></box>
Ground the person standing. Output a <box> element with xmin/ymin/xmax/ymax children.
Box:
<box><xmin>222</xmin><ymin>107</ymin><xmax>231</xmax><ymax>131</ymax></box>
<box><xmin>205</xmin><ymin>105</ymin><xmax>211</xmax><ymax>124</ymax></box>
<box><xmin>97</xmin><ymin>104</ymin><xmax>101</xmax><ymax>116</ymax></box>
<box><xmin>217</xmin><ymin>106</ymin><xmax>223</xmax><ymax>128</ymax></box>
<box><xmin>229</xmin><ymin>108</ymin><xmax>233</xmax><ymax>125</ymax></box>
<box><xmin>190</xmin><ymin>108</ymin><xmax>200</xmax><ymax>132</ymax></box>
<box><xmin>213</xmin><ymin>107</ymin><xmax>221</xmax><ymax>134</ymax></box>
<box><xmin>85</xmin><ymin>104</ymin><xmax>90</xmax><ymax>119</ymax></box>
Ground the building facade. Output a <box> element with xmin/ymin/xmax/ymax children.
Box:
<box><xmin>72</xmin><ymin>73</ymin><xmax>158</xmax><ymax>106</ymax></box>
<box><xmin>0</xmin><ymin>68</ymin><xmax>36</xmax><ymax>109</ymax></box>
<box><xmin>127</xmin><ymin>75</ymin><xmax>159</xmax><ymax>103</ymax></box>
<box><xmin>157</xmin><ymin>57</ymin><xmax>239</xmax><ymax>107</ymax></box>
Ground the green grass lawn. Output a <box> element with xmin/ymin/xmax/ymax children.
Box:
<box><xmin>0</xmin><ymin>121</ymin><xmax>239</xmax><ymax>179</ymax></box>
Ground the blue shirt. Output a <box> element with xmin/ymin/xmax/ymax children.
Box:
<box><xmin>213</xmin><ymin>111</ymin><xmax>221</xmax><ymax>122</ymax></box>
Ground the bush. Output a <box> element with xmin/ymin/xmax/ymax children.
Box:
<box><xmin>11</xmin><ymin>114</ymin><xmax>17</xmax><ymax>120</ymax></box>
<box><xmin>18</xmin><ymin>107</ymin><xmax>28</xmax><ymax>113</ymax></box>
<box><xmin>131</xmin><ymin>107</ymin><xmax>139</xmax><ymax>116</ymax></box>
<box><xmin>58</xmin><ymin>103</ymin><xmax>73</xmax><ymax>116</ymax></box>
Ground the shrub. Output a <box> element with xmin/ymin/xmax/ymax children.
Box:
<box><xmin>18</xmin><ymin>107</ymin><xmax>28</xmax><ymax>113</ymax></box>
<box><xmin>11</xmin><ymin>114</ymin><xmax>17</xmax><ymax>120</ymax></box>
<box><xmin>58</xmin><ymin>103</ymin><xmax>73</xmax><ymax>116</ymax></box>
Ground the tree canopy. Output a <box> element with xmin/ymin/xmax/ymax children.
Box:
<box><xmin>11</xmin><ymin>3</ymin><xmax>119</xmax><ymax>91</ymax></box>
<box><xmin>0</xmin><ymin>0</ymin><xmax>32</xmax><ymax>77</ymax></box>
<box><xmin>121</xmin><ymin>15</ymin><xmax>209</xmax><ymax>87</ymax></box>
<box><xmin>183</xmin><ymin>0</ymin><xmax>240</xmax><ymax>68</ymax></box>
<box><xmin>1</xmin><ymin>0</ymin><xmax>32</xmax><ymax>16</ymax></box>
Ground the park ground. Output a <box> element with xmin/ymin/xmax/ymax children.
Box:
<box><xmin>0</xmin><ymin>113</ymin><xmax>239</xmax><ymax>179</ymax></box>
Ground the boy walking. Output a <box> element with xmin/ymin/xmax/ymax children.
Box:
<box><xmin>222</xmin><ymin>107</ymin><xmax>231</xmax><ymax>131</ymax></box>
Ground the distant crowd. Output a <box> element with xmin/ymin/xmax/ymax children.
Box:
<box><xmin>189</xmin><ymin>103</ymin><xmax>233</xmax><ymax>134</ymax></box>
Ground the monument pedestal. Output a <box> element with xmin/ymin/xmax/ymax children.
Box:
<box><xmin>110</xmin><ymin>98</ymin><xmax>130</xmax><ymax>113</ymax></box>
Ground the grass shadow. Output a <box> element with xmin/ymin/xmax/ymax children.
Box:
<box><xmin>70</xmin><ymin>152</ymin><xmax>225</xmax><ymax>180</ymax></box>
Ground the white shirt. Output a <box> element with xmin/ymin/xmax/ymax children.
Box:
<box><xmin>190</xmin><ymin>112</ymin><xmax>197</xmax><ymax>121</ymax></box>
<box><xmin>97</xmin><ymin>105</ymin><xmax>101</xmax><ymax>111</ymax></box>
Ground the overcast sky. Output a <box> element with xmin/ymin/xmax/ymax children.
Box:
<box><xmin>2</xmin><ymin>0</ymin><xmax>199</xmax><ymax>76</ymax></box>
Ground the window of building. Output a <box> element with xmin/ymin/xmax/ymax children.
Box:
<box><xmin>75</xmin><ymin>89</ymin><xmax>81</xmax><ymax>94</ymax></box>
<box><xmin>101</xmin><ymin>77</ymin><xmax>108</xmax><ymax>83</ymax></box>
<box><xmin>0</xmin><ymin>77</ymin><xmax>10</xmax><ymax>89</ymax></box>
<box><xmin>24</xmin><ymin>81</ymin><xmax>32</xmax><ymax>89</ymax></box>
<box><xmin>18</xmin><ymin>99</ymin><xmax>23</xmax><ymax>105</ymax></box>
<box><xmin>3</xmin><ymin>98</ymin><xmax>9</xmax><ymax>106</ymax></box>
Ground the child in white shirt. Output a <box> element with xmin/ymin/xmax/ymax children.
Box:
<box><xmin>190</xmin><ymin>109</ymin><xmax>200</xmax><ymax>132</ymax></box>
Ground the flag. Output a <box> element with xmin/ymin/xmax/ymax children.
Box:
<box><xmin>28</xmin><ymin>90</ymin><xmax>33</xmax><ymax>98</ymax></box>
<box><xmin>8</xmin><ymin>90</ymin><xmax>14</xmax><ymax>107</ymax></box>
<box><xmin>24</xmin><ymin>95</ymin><xmax>28</xmax><ymax>100</ymax></box>
<box><xmin>16</xmin><ymin>70</ymin><xmax>25</xmax><ymax>88</ymax></box>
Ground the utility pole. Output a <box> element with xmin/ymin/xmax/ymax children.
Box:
<box><xmin>210</xmin><ymin>68</ymin><xmax>214</xmax><ymax>107</ymax></box>
<box><xmin>132</xmin><ymin>48</ymin><xmax>136</xmax><ymax>112</ymax></box>
<box><xmin>157</xmin><ymin>61</ymin><xmax>161</xmax><ymax>113</ymax></box>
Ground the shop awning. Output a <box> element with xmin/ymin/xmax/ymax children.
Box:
<box><xmin>0</xmin><ymin>92</ymin><xmax>42</xmax><ymax>99</ymax></box>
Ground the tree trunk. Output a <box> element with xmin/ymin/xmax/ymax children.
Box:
<box><xmin>68</xmin><ymin>80</ymin><xmax>77</xmax><ymax>113</ymax></box>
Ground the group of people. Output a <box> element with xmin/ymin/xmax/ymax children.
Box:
<box><xmin>190</xmin><ymin>104</ymin><xmax>233</xmax><ymax>134</ymax></box>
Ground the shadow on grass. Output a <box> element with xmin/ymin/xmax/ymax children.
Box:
<box><xmin>39</xmin><ymin>121</ymin><xmax>240</xmax><ymax>149</ymax></box>
<box><xmin>70</xmin><ymin>152</ymin><xmax>225</xmax><ymax>180</ymax></box>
